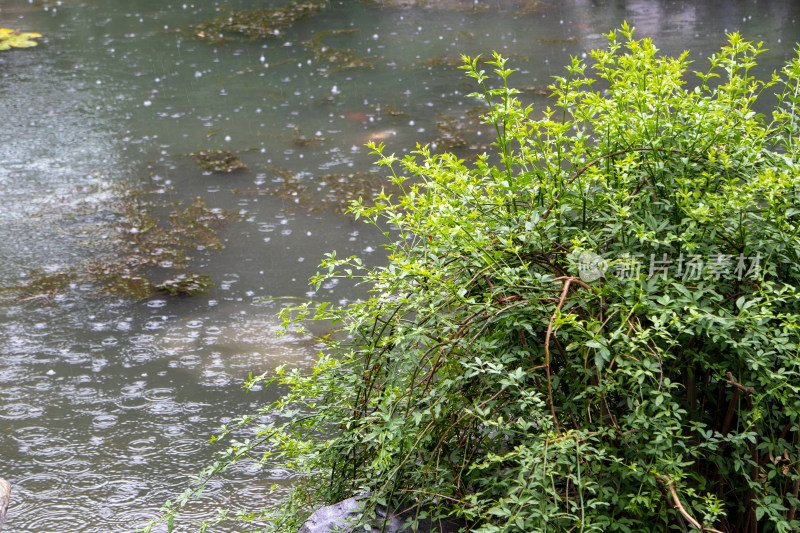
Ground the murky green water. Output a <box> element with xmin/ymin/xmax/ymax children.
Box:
<box><xmin>1</xmin><ymin>0</ymin><xmax>799</xmax><ymax>531</ymax></box>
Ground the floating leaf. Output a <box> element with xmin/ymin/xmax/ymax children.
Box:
<box><xmin>0</xmin><ymin>28</ymin><xmax>42</xmax><ymax>50</ymax></box>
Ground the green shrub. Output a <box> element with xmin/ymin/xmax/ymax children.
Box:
<box><xmin>147</xmin><ymin>24</ymin><xmax>800</xmax><ymax>533</ymax></box>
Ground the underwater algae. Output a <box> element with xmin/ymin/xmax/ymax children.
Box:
<box><xmin>189</xmin><ymin>149</ymin><xmax>248</xmax><ymax>173</ymax></box>
<box><xmin>190</xmin><ymin>0</ymin><xmax>326</xmax><ymax>42</ymax></box>
<box><xmin>6</xmin><ymin>192</ymin><xmax>239</xmax><ymax>301</ymax></box>
<box><xmin>302</xmin><ymin>29</ymin><xmax>380</xmax><ymax>75</ymax></box>
<box><xmin>235</xmin><ymin>166</ymin><xmax>405</xmax><ymax>215</ymax></box>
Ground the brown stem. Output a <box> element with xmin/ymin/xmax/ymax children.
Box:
<box><xmin>687</xmin><ymin>363</ymin><xmax>697</xmax><ymax>418</ymax></box>
<box><xmin>788</xmin><ymin>474</ymin><xmax>800</xmax><ymax>527</ymax></box>
<box><xmin>779</xmin><ymin>421</ymin><xmax>794</xmax><ymax>442</ymax></box>
<box><xmin>658</xmin><ymin>475</ymin><xmax>724</xmax><ymax>533</ymax></box>
<box><xmin>552</xmin><ymin>335</ymin><xmax>569</xmax><ymax>365</ymax></box>
<box><xmin>748</xmin><ymin>442</ymin><xmax>759</xmax><ymax>533</ymax></box>
<box><xmin>721</xmin><ymin>389</ymin><xmax>740</xmax><ymax>438</ymax></box>
<box><xmin>726</xmin><ymin>371</ymin><xmax>754</xmax><ymax>395</ymax></box>
<box><xmin>540</xmin><ymin>276</ymin><xmax>597</xmax><ymax>435</ymax></box>
<box><xmin>543</xmin><ymin>278</ymin><xmax>574</xmax><ymax>434</ymax></box>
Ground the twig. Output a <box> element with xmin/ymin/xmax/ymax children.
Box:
<box><xmin>788</xmin><ymin>474</ymin><xmax>800</xmax><ymax>526</ymax></box>
<box><xmin>725</xmin><ymin>371</ymin><xmax>754</xmax><ymax>395</ymax></box>
<box><xmin>542</xmin><ymin>277</ymin><xmax>595</xmax><ymax>434</ymax></box>
<box><xmin>658</xmin><ymin>475</ymin><xmax>723</xmax><ymax>533</ymax></box>
<box><xmin>543</xmin><ymin>278</ymin><xmax>573</xmax><ymax>434</ymax></box>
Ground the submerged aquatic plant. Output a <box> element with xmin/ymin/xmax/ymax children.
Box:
<box><xmin>191</xmin><ymin>4</ymin><xmax>376</xmax><ymax>75</ymax></box>
<box><xmin>373</xmin><ymin>103</ymin><xmax>410</xmax><ymax>118</ymax></box>
<box><xmin>235</xmin><ymin>166</ymin><xmax>405</xmax><ymax>214</ymax></box>
<box><xmin>515</xmin><ymin>0</ymin><xmax>547</xmax><ymax>15</ymax></box>
<box><xmin>190</xmin><ymin>149</ymin><xmax>248</xmax><ymax>173</ymax></box>
<box><xmin>434</xmin><ymin>107</ymin><xmax>492</xmax><ymax>151</ymax></box>
<box><xmin>358</xmin><ymin>0</ymin><xmax>490</xmax><ymax>12</ymax></box>
<box><xmin>0</xmin><ymin>28</ymin><xmax>42</xmax><ymax>50</ymax></box>
<box><xmin>191</xmin><ymin>0</ymin><xmax>326</xmax><ymax>42</ymax></box>
<box><xmin>519</xmin><ymin>83</ymin><xmax>555</xmax><ymax>96</ymax></box>
<box><xmin>302</xmin><ymin>29</ymin><xmax>380</xmax><ymax>75</ymax></box>
<box><xmin>155</xmin><ymin>274</ymin><xmax>214</xmax><ymax>296</ymax></box>
<box><xmin>291</xmin><ymin>126</ymin><xmax>327</xmax><ymax>146</ymax></box>
<box><xmin>416</xmin><ymin>55</ymin><xmax>464</xmax><ymax>68</ymax></box>
<box><xmin>5</xmin><ymin>194</ymin><xmax>238</xmax><ymax>301</ymax></box>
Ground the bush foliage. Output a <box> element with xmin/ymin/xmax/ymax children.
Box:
<box><xmin>151</xmin><ymin>25</ymin><xmax>800</xmax><ymax>533</ymax></box>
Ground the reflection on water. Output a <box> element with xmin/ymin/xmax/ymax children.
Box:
<box><xmin>0</xmin><ymin>0</ymin><xmax>799</xmax><ymax>531</ymax></box>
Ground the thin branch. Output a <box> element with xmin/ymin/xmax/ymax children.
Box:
<box><xmin>788</xmin><ymin>474</ymin><xmax>800</xmax><ymax>526</ymax></box>
<box><xmin>658</xmin><ymin>475</ymin><xmax>724</xmax><ymax>533</ymax></box>
<box><xmin>542</xmin><ymin>276</ymin><xmax>595</xmax><ymax>434</ymax></box>
<box><xmin>543</xmin><ymin>279</ymin><xmax>573</xmax><ymax>434</ymax></box>
<box><xmin>726</xmin><ymin>371</ymin><xmax>754</xmax><ymax>395</ymax></box>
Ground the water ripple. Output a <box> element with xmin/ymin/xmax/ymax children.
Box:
<box><xmin>11</xmin><ymin>503</ymin><xmax>92</xmax><ymax>532</ymax></box>
<box><xmin>71</xmin><ymin>472</ymin><xmax>110</xmax><ymax>491</ymax></box>
<box><xmin>92</xmin><ymin>413</ymin><xmax>119</xmax><ymax>428</ymax></box>
<box><xmin>0</xmin><ymin>402</ymin><xmax>44</xmax><ymax>419</ymax></box>
<box><xmin>30</xmin><ymin>437</ymin><xmax>76</xmax><ymax>466</ymax></box>
<box><xmin>115</xmin><ymin>395</ymin><xmax>149</xmax><ymax>410</ymax></box>
<box><xmin>14</xmin><ymin>472</ymin><xmax>66</xmax><ymax>497</ymax></box>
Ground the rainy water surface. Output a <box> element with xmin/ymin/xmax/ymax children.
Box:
<box><xmin>1</xmin><ymin>0</ymin><xmax>800</xmax><ymax>531</ymax></box>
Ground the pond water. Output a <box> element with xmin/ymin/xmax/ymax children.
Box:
<box><xmin>1</xmin><ymin>0</ymin><xmax>799</xmax><ymax>531</ymax></box>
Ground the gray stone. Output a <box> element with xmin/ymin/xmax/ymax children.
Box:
<box><xmin>297</xmin><ymin>496</ymin><xmax>463</xmax><ymax>533</ymax></box>
<box><xmin>0</xmin><ymin>478</ymin><xmax>10</xmax><ymax>533</ymax></box>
